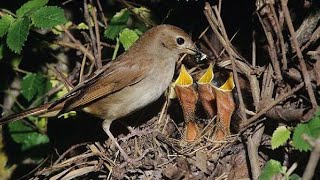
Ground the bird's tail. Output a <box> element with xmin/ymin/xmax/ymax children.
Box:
<box><xmin>0</xmin><ymin>102</ymin><xmax>64</xmax><ymax>125</ymax></box>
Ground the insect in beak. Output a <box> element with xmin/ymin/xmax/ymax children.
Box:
<box><xmin>187</xmin><ymin>48</ymin><xmax>207</xmax><ymax>62</ymax></box>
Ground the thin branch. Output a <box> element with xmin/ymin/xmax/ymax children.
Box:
<box><xmin>96</xmin><ymin>0</ymin><xmax>108</xmax><ymax>27</ymax></box>
<box><xmin>212</xmin><ymin>5</ymin><xmax>247</xmax><ymax>120</ymax></box>
<box><xmin>269</xmin><ymin>4</ymin><xmax>288</xmax><ymax>70</ymax></box>
<box><xmin>202</xmin><ymin>34</ymin><xmax>219</xmax><ymax>59</ymax></box>
<box><xmin>242</xmin><ymin>82</ymin><xmax>305</xmax><ymax>128</ymax></box>
<box><xmin>52</xmin><ymin>66</ymin><xmax>74</xmax><ymax>91</ymax></box>
<box><xmin>55</xmin><ymin>41</ymin><xmax>95</xmax><ymax>62</ymax></box>
<box><xmin>302</xmin><ymin>135</ymin><xmax>320</xmax><ymax>180</ymax></box>
<box><xmin>280</xmin><ymin>0</ymin><xmax>317</xmax><ymax>108</ymax></box>
<box><xmin>79</xmin><ymin>46</ymin><xmax>89</xmax><ymax>82</ymax></box>
<box><xmin>247</xmin><ymin>124</ymin><xmax>265</xmax><ymax>180</ymax></box>
<box><xmin>252</xmin><ymin>30</ymin><xmax>256</xmax><ymax>67</ymax></box>
<box><xmin>256</xmin><ymin>12</ymin><xmax>283</xmax><ymax>81</ymax></box>
<box><xmin>117</xmin><ymin>0</ymin><xmax>155</xmax><ymax>27</ymax></box>
<box><xmin>90</xmin><ymin>3</ymin><xmax>102</xmax><ymax>68</ymax></box>
<box><xmin>84</xmin><ymin>0</ymin><xmax>100</xmax><ymax>68</ymax></box>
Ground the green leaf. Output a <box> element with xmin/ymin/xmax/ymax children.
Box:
<box><xmin>8</xmin><ymin>121</ymin><xmax>49</xmax><ymax>151</ymax></box>
<box><xmin>6</xmin><ymin>17</ymin><xmax>30</xmax><ymax>54</ymax></box>
<box><xmin>31</xmin><ymin>6</ymin><xmax>67</xmax><ymax>29</ymax></box>
<box><xmin>307</xmin><ymin>111</ymin><xmax>320</xmax><ymax>138</ymax></box>
<box><xmin>293</xmin><ymin>123</ymin><xmax>312</xmax><ymax>151</ymax></box>
<box><xmin>292</xmin><ymin>112</ymin><xmax>320</xmax><ymax>152</ymax></box>
<box><xmin>32</xmin><ymin>77</ymin><xmax>52</xmax><ymax>107</ymax></box>
<box><xmin>16</xmin><ymin>0</ymin><xmax>48</xmax><ymax>17</ymax></box>
<box><xmin>132</xmin><ymin>7</ymin><xmax>154</xmax><ymax>28</ymax></box>
<box><xmin>271</xmin><ymin>126</ymin><xmax>291</xmax><ymax>149</ymax></box>
<box><xmin>104</xmin><ymin>9</ymin><xmax>130</xmax><ymax>40</ymax></box>
<box><xmin>259</xmin><ymin>159</ymin><xmax>282</xmax><ymax>180</ymax></box>
<box><xmin>0</xmin><ymin>15</ymin><xmax>15</xmax><ymax>37</ymax></box>
<box><xmin>10</xmin><ymin>56</ymin><xmax>22</xmax><ymax>69</ymax></box>
<box><xmin>77</xmin><ymin>22</ymin><xmax>89</xmax><ymax>30</ymax></box>
<box><xmin>21</xmin><ymin>73</ymin><xmax>47</xmax><ymax>102</ymax></box>
<box><xmin>119</xmin><ymin>28</ymin><xmax>139</xmax><ymax>50</ymax></box>
<box><xmin>289</xmin><ymin>174</ymin><xmax>301</xmax><ymax>180</ymax></box>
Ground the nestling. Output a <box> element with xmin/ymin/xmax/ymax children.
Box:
<box><xmin>0</xmin><ymin>24</ymin><xmax>204</xmax><ymax>161</ymax></box>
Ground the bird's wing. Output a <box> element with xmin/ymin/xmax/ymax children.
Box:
<box><xmin>59</xmin><ymin>56</ymin><xmax>153</xmax><ymax>112</ymax></box>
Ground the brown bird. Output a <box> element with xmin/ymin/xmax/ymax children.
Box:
<box><xmin>0</xmin><ymin>25</ymin><xmax>204</xmax><ymax>161</ymax></box>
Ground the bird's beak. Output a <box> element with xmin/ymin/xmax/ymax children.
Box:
<box><xmin>186</xmin><ymin>47</ymin><xmax>207</xmax><ymax>63</ymax></box>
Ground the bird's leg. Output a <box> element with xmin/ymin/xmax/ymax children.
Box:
<box><xmin>102</xmin><ymin>120</ymin><xmax>132</xmax><ymax>162</ymax></box>
<box><xmin>116</xmin><ymin>120</ymin><xmax>135</xmax><ymax>133</ymax></box>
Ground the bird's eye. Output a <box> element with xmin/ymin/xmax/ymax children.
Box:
<box><xmin>176</xmin><ymin>37</ymin><xmax>185</xmax><ymax>45</ymax></box>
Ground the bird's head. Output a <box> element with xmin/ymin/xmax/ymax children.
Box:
<box><xmin>136</xmin><ymin>25</ymin><xmax>206</xmax><ymax>62</ymax></box>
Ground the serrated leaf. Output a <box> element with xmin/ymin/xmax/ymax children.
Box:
<box><xmin>16</xmin><ymin>0</ymin><xmax>48</xmax><ymax>17</ymax></box>
<box><xmin>307</xmin><ymin>111</ymin><xmax>320</xmax><ymax>138</ymax></box>
<box><xmin>104</xmin><ymin>9</ymin><xmax>130</xmax><ymax>40</ymax></box>
<box><xmin>293</xmin><ymin>123</ymin><xmax>312</xmax><ymax>151</ymax></box>
<box><xmin>271</xmin><ymin>126</ymin><xmax>291</xmax><ymax>149</ymax></box>
<box><xmin>21</xmin><ymin>73</ymin><xmax>46</xmax><ymax>101</ymax></box>
<box><xmin>119</xmin><ymin>28</ymin><xmax>139</xmax><ymax>50</ymax></box>
<box><xmin>293</xmin><ymin>111</ymin><xmax>320</xmax><ymax>151</ymax></box>
<box><xmin>31</xmin><ymin>6</ymin><xmax>67</xmax><ymax>29</ymax></box>
<box><xmin>8</xmin><ymin>121</ymin><xmax>49</xmax><ymax>151</ymax></box>
<box><xmin>0</xmin><ymin>15</ymin><xmax>15</xmax><ymax>37</ymax></box>
<box><xmin>259</xmin><ymin>159</ymin><xmax>282</xmax><ymax>180</ymax></box>
<box><xmin>6</xmin><ymin>17</ymin><xmax>30</xmax><ymax>54</ymax></box>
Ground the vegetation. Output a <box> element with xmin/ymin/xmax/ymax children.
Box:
<box><xmin>0</xmin><ymin>0</ymin><xmax>319</xmax><ymax>179</ymax></box>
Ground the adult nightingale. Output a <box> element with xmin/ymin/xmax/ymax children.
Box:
<box><xmin>0</xmin><ymin>24</ymin><xmax>203</xmax><ymax>161</ymax></box>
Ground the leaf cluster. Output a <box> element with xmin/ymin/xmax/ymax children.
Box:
<box><xmin>104</xmin><ymin>7</ymin><xmax>150</xmax><ymax>50</ymax></box>
<box><xmin>261</xmin><ymin>110</ymin><xmax>320</xmax><ymax>179</ymax></box>
<box><xmin>259</xmin><ymin>159</ymin><xmax>300</xmax><ymax>180</ymax></box>
<box><xmin>0</xmin><ymin>0</ymin><xmax>66</xmax><ymax>53</ymax></box>
<box><xmin>271</xmin><ymin>110</ymin><xmax>320</xmax><ymax>151</ymax></box>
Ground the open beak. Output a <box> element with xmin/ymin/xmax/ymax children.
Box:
<box><xmin>187</xmin><ymin>48</ymin><xmax>207</xmax><ymax>62</ymax></box>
